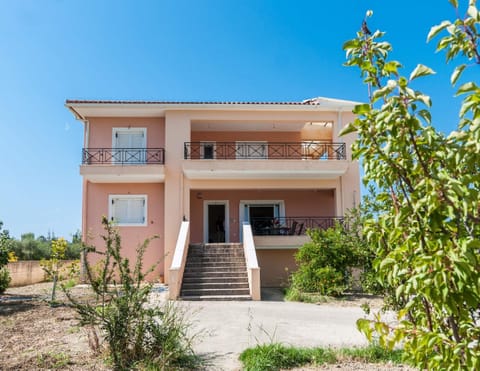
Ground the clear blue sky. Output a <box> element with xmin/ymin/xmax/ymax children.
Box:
<box><xmin>0</xmin><ymin>0</ymin><xmax>474</xmax><ymax>239</ymax></box>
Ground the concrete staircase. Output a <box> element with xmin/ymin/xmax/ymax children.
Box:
<box><xmin>180</xmin><ymin>243</ymin><xmax>251</xmax><ymax>300</ymax></box>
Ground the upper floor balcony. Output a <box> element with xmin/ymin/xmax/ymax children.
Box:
<box><xmin>80</xmin><ymin>148</ymin><xmax>165</xmax><ymax>183</ymax></box>
<box><xmin>182</xmin><ymin>141</ymin><xmax>349</xmax><ymax>180</ymax></box>
<box><xmin>184</xmin><ymin>141</ymin><xmax>345</xmax><ymax>160</ymax></box>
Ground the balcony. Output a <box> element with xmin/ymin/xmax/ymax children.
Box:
<box><xmin>82</xmin><ymin>148</ymin><xmax>165</xmax><ymax>165</ymax></box>
<box><xmin>184</xmin><ymin>141</ymin><xmax>346</xmax><ymax>160</ymax></box>
<box><xmin>80</xmin><ymin>148</ymin><xmax>165</xmax><ymax>183</ymax></box>
<box><xmin>250</xmin><ymin>216</ymin><xmax>344</xmax><ymax>236</ymax></box>
<box><xmin>250</xmin><ymin>216</ymin><xmax>344</xmax><ymax>250</ymax></box>
<box><xmin>182</xmin><ymin>141</ymin><xmax>348</xmax><ymax>180</ymax></box>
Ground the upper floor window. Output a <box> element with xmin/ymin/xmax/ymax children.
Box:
<box><xmin>109</xmin><ymin>195</ymin><xmax>147</xmax><ymax>226</ymax></box>
<box><xmin>112</xmin><ymin>128</ymin><xmax>146</xmax><ymax>164</ymax></box>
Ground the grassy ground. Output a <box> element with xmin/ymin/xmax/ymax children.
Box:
<box><xmin>240</xmin><ymin>343</ymin><xmax>407</xmax><ymax>371</ymax></box>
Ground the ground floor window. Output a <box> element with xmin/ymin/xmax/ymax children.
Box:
<box><xmin>109</xmin><ymin>195</ymin><xmax>147</xmax><ymax>226</ymax></box>
<box><xmin>239</xmin><ymin>200</ymin><xmax>285</xmax><ymax>237</ymax></box>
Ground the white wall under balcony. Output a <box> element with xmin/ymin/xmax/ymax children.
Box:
<box><xmin>182</xmin><ymin>159</ymin><xmax>348</xmax><ymax>180</ymax></box>
<box><xmin>80</xmin><ymin>164</ymin><xmax>165</xmax><ymax>183</ymax></box>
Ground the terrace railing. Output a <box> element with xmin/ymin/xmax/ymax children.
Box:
<box><xmin>82</xmin><ymin>148</ymin><xmax>165</xmax><ymax>165</ymax></box>
<box><xmin>250</xmin><ymin>216</ymin><xmax>344</xmax><ymax>236</ymax></box>
<box><xmin>184</xmin><ymin>141</ymin><xmax>346</xmax><ymax>160</ymax></box>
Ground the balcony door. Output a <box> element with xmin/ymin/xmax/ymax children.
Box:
<box><xmin>239</xmin><ymin>200</ymin><xmax>284</xmax><ymax>239</ymax></box>
<box><xmin>112</xmin><ymin>128</ymin><xmax>146</xmax><ymax>164</ymax></box>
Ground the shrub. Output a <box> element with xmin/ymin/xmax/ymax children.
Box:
<box><xmin>64</xmin><ymin>217</ymin><xmax>201</xmax><ymax>370</ymax></box>
<box><xmin>291</xmin><ymin>265</ymin><xmax>347</xmax><ymax>297</ymax></box>
<box><xmin>0</xmin><ymin>267</ymin><xmax>11</xmax><ymax>294</ymax></box>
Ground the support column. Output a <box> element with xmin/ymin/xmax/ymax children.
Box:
<box><xmin>163</xmin><ymin>111</ymin><xmax>191</xmax><ymax>281</ymax></box>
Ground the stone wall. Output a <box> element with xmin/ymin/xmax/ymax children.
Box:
<box><xmin>7</xmin><ymin>260</ymin><xmax>76</xmax><ymax>287</ymax></box>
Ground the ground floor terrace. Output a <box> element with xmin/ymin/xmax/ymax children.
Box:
<box><xmin>187</xmin><ymin>188</ymin><xmax>341</xmax><ymax>286</ymax></box>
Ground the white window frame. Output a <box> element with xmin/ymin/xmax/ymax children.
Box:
<box><xmin>235</xmin><ymin>141</ymin><xmax>268</xmax><ymax>159</ymax></box>
<box><xmin>108</xmin><ymin>194</ymin><xmax>148</xmax><ymax>227</ymax></box>
<box><xmin>238</xmin><ymin>200</ymin><xmax>285</xmax><ymax>240</ymax></box>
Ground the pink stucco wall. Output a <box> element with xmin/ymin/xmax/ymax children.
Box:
<box><xmin>189</xmin><ymin>189</ymin><xmax>335</xmax><ymax>243</ymax></box>
<box><xmin>192</xmin><ymin>129</ymin><xmax>331</xmax><ymax>142</ymax></box>
<box><xmin>84</xmin><ymin>182</ymin><xmax>165</xmax><ymax>279</ymax></box>
<box><xmin>257</xmin><ymin>249</ymin><xmax>297</xmax><ymax>287</ymax></box>
<box><xmin>87</xmin><ymin>117</ymin><xmax>165</xmax><ymax>148</ymax></box>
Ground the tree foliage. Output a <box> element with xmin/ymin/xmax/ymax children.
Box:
<box><xmin>40</xmin><ymin>238</ymin><xmax>78</xmax><ymax>303</ymax></box>
<box><xmin>9</xmin><ymin>231</ymin><xmax>82</xmax><ymax>261</ymax></box>
<box><xmin>0</xmin><ymin>221</ymin><xmax>14</xmax><ymax>293</ymax></box>
<box><xmin>342</xmin><ymin>1</ymin><xmax>480</xmax><ymax>368</ymax></box>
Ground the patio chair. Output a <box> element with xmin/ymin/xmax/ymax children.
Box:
<box><xmin>288</xmin><ymin>221</ymin><xmax>298</xmax><ymax>235</ymax></box>
<box><xmin>296</xmin><ymin>223</ymin><xmax>305</xmax><ymax>235</ymax></box>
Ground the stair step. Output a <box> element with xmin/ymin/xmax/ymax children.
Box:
<box><xmin>180</xmin><ymin>288</ymin><xmax>251</xmax><ymax>296</ymax></box>
<box><xmin>183</xmin><ymin>270</ymin><xmax>247</xmax><ymax>279</ymax></box>
<box><xmin>183</xmin><ymin>270</ymin><xmax>247</xmax><ymax>276</ymax></box>
<box><xmin>186</xmin><ymin>257</ymin><xmax>246</xmax><ymax>263</ymax></box>
<box><xmin>182</xmin><ymin>282</ymin><xmax>249</xmax><ymax>290</ymax></box>
<box><xmin>179</xmin><ymin>295</ymin><xmax>251</xmax><ymax>301</ymax></box>
<box><xmin>184</xmin><ymin>265</ymin><xmax>247</xmax><ymax>270</ymax></box>
<box><xmin>182</xmin><ymin>276</ymin><xmax>248</xmax><ymax>283</ymax></box>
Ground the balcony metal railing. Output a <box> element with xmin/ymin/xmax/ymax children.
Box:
<box><xmin>184</xmin><ymin>141</ymin><xmax>346</xmax><ymax>160</ymax></box>
<box><xmin>82</xmin><ymin>148</ymin><xmax>165</xmax><ymax>165</ymax></box>
<box><xmin>250</xmin><ymin>216</ymin><xmax>344</xmax><ymax>236</ymax></box>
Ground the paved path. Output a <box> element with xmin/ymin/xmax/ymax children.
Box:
<box><xmin>173</xmin><ymin>290</ymin><xmax>373</xmax><ymax>370</ymax></box>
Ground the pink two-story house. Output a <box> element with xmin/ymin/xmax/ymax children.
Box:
<box><xmin>66</xmin><ymin>97</ymin><xmax>360</xmax><ymax>300</ymax></box>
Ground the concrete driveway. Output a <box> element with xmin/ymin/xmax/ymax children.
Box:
<box><xmin>175</xmin><ymin>289</ymin><xmax>373</xmax><ymax>370</ymax></box>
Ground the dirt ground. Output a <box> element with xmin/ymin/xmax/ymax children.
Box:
<box><xmin>1</xmin><ymin>283</ymin><xmax>407</xmax><ymax>370</ymax></box>
<box><xmin>0</xmin><ymin>283</ymin><xmax>108</xmax><ymax>370</ymax></box>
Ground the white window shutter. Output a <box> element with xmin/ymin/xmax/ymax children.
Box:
<box><xmin>111</xmin><ymin>196</ymin><xmax>146</xmax><ymax>225</ymax></box>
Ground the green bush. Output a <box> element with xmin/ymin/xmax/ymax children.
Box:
<box><xmin>0</xmin><ymin>267</ymin><xmax>10</xmax><ymax>294</ymax></box>
<box><xmin>291</xmin><ymin>265</ymin><xmax>347</xmax><ymax>296</ymax></box>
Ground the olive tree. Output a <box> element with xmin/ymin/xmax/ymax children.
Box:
<box><xmin>342</xmin><ymin>0</ymin><xmax>480</xmax><ymax>368</ymax></box>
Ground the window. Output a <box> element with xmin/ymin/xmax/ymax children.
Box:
<box><xmin>112</xmin><ymin>128</ymin><xmax>147</xmax><ymax>164</ymax></box>
<box><xmin>109</xmin><ymin>195</ymin><xmax>147</xmax><ymax>226</ymax></box>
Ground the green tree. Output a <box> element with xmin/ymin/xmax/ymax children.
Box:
<box><xmin>40</xmin><ymin>237</ymin><xmax>68</xmax><ymax>303</ymax></box>
<box><xmin>0</xmin><ymin>221</ymin><xmax>14</xmax><ymax>293</ymax></box>
<box><xmin>342</xmin><ymin>1</ymin><xmax>480</xmax><ymax>368</ymax></box>
<box><xmin>12</xmin><ymin>233</ymin><xmax>50</xmax><ymax>260</ymax></box>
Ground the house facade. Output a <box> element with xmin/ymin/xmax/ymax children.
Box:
<box><xmin>67</xmin><ymin>98</ymin><xmax>360</xmax><ymax>299</ymax></box>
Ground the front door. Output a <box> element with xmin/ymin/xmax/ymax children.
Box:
<box><xmin>204</xmin><ymin>201</ymin><xmax>229</xmax><ymax>243</ymax></box>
